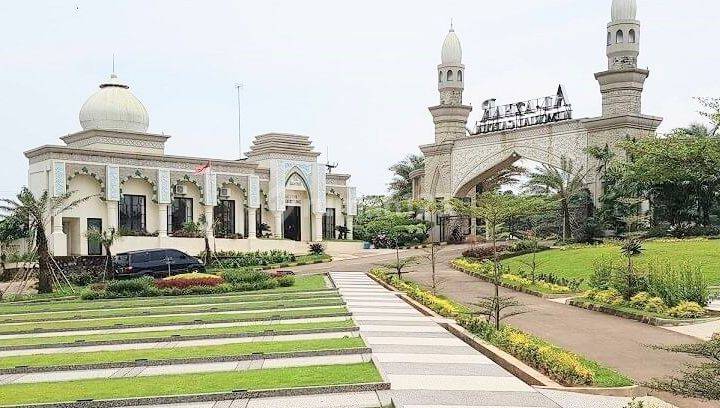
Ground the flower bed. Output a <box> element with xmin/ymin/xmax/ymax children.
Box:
<box><xmin>369</xmin><ymin>268</ymin><xmax>631</xmax><ymax>387</ymax></box>
<box><xmin>80</xmin><ymin>269</ymin><xmax>293</xmax><ymax>300</ymax></box>
<box><xmin>451</xmin><ymin>258</ymin><xmax>575</xmax><ymax>296</ymax></box>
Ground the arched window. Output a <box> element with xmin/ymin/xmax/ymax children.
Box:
<box><xmin>628</xmin><ymin>29</ymin><xmax>636</xmax><ymax>43</ymax></box>
<box><xmin>446</xmin><ymin>70</ymin><xmax>453</xmax><ymax>81</ymax></box>
<box><xmin>457</xmin><ymin>70</ymin><xmax>463</xmax><ymax>81</ymax></box>
<box><xmin>607</xmin><ymin>31</ymin><xmax>612</xmax><ymax>46</ymax></box>
<box><xmin>616</xmin><ymin>30</ymin><xmax>624</xmax><ymax>43</ymax></box>
<box><xmin>438</xmin><ymin>71</ymin><xmax>443</xmax><ymax>83</ymax></box>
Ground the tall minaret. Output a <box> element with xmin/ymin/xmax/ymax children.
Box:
<box><xmin>595</xmin><ymin>0</ymin><xmax>648</xmax><ymax>116</ymax></box>
<box><xmin>429</xmin><ymin>25</ymin><xmax>472</xmax><ymax>144</ymax></box>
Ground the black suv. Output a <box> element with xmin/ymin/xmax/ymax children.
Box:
<box><xmin>114</xmin><ymin>249</ymin><xmax>205</xmax><ymax>278</ymax></box>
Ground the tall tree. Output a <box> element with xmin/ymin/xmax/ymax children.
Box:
<box><xmin>479</xmin><ymin>165</ymin><xmax>527</xmax><ymax>193</ymax></box>
<box><xmin>524</xmin><ymin>157</ymin><xmax>588</xmax><ymax>242</ymax></box>
<box><xmin>0</xmin><ymin>188</ymin><xmax>92</xmax><ymax>293</ymax></box>
<box><xmin>388</xmin><ymin>154</ymin><xmax>424</xmax><ymax>201</ymax></box>
<box><xmin>451</xmin><ymin>192</ymin><xmax>547</xmax><ymax>329</ymax></box>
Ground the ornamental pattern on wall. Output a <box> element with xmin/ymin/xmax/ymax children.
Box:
<box><xmin>157</xmin><ymin>169</ymin><xmax>171</xmax><ymax>204</ymax></box>
<box><xmin>106</xmin><ymin>165</ymin><xmax>120</xmax><ymax>201</ymax></box>
<box><xmin>53</xmin><ymin>161</ymin><xmax>66</xmax><ymax>197</ymax></box>
<box><xmin>248</xmin><ymin>175</ymin><xmax>260</xmax><ymax>208</ymax></box>
<box><xmin>347</xmin><ymin>186</ymin><xmax>357</xmax><ymax>216</ymax></box>
<box><xmin>315</xmin><ymin>164</ymin><xmax>327</xmax><ymax>214</ymax></box>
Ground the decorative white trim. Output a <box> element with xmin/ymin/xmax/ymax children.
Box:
<box><xmin>248</xmin><ymin>175</ymin><xmax>260</xmax><ymax>209</ymax></box>
<box><xmin>313</xmin><ymin>164</ymin><xmax>327</xmax><ymax>214</ymax></box>
<box><xmin>53</xmin><ymin>161</ymin><xmax>66</xmax><ymax>197</ymax></box>
<box><xmin>204</xmin><ymin>172</ymin><xmax>218</xmax><ymax>206</ymax></box>
<box><xmin>347</xmin><ymin>187</ymin><xmax>357</xmax><ymax>216</ymax></box>
<box><xmin>157</xmin><ymin>169</ymin><xmax>171</xmax><ymax>204</ymax></box>
<box><xmin>106</xmin><ymin>165</ymin><xmax>120</xmax><ymax>201</ymax></box>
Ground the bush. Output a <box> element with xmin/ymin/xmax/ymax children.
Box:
<box><xmin>276</xmin><ymin>275</ymin><xmax>295</xmax><ymax>287</ymax></box>
<box><xmin>308</xmin><ymin>243</ymin><xmax>325</xmax><ymax>255</ymax></box>
<box><xmin>155</xmin><ymin>274</ymin><xmax>224</xmax><ymax>289</ymax></box>
<box><xmin>594</xmin><ymin>289</ymin><xmax>623</xmax><ymax>305</ymax></box>
<box><xmin>667</xmin><ymin>301</ymin><xmax>706</xmax><ymax>319</ymax></box>
<box><xmin>647</xmin><ymin>261</ymin><xmax>709</xmax><ymax>307</ymax></box>
<box><xmin>629</xmin><ymin>292</ymin><xmax>651</xmax><ymax>309</ymax></box>
<box><xmin>208</xmin><ymin>250</ymin><xmax>296</xmax><ymax>268</ymax></box>
<box><xmin>451</xmin><ymin>258</ymin><xmax>494</xmax><ymax>277</ymax></box>
<box><xmin>584</xmin><ymin>288</ymin><xmax>600</xmax><ymax>300</ymax></box>
<box><xmin>590</xmin><ymin>257</ymin><xmax>614</xmax><ymax>290</ymax></box>
<box><xmin>610</xmin><ymin>265</ymin><xmax>648</xmax><ymax>301</ymax></box>
<box><xmin>462</xmin><ymin>244</ymin><xmax>509</xmax><ymax>260</ymax></box>
<box><xmin>354</xmin><ymin>207</ymin><xmax>430</xmax><ymax>247</ymax></box>
<box><xmin>508</xmin><ymin>240</ymin><xmax>545</xmax><ymax>253</ymax></box>
<box><xmin>106</xmin><ymin>276</ymin><xmax>156</xmax><ymax>297</ymax></box>
<box><xmin>644</xmin><ymin>297</ymin><xmax>667</xmax><ymax>314</ymax></box>
<box><xmin>220</xmin><ymin>269</ymin><xmax>271</xmax><ymax>285</ymax></box>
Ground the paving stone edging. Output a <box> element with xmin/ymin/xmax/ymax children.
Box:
<box><xmin>365</xmin><ymin>272</ymin><xmax>643</xmax><ymax>398</ymax></box>
<box><xmin>0</xmin><ymin>326</ymin><xmax>360</xmax><ymax>351</ymax></box>
<box><xmin>567</xmin><ymin>299</ymin><xmax>720</xmax><ymax>327</ymax></box>
<box><xmin>0</xmin><ymin>347</ymin><xmax>372</xmax><ymax>375</ymax></box>
<box><xmin>451</xmin><ymin>264</ymin><xmax>578</xmax><ymax>299</ymax></box>
<box><xmin>0</xmin><ymin>382</ymin><xmax>392</xmax><ymax>408</ymax></box>
<box><xmin>0</xmin><ymin>312</ymin><xmax>352</xmax><ymax>336</ymax></box>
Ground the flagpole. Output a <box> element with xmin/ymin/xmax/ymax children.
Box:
<box><xmin>235</xmin><ymin>83</ymin><xmax>244</xmax><ymax>159</ymax></box>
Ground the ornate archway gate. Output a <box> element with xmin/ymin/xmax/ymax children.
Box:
<box><xmin>412</xmin><ymin>4</ymin><xmax>663</xmax><ymax>219</ymax></box>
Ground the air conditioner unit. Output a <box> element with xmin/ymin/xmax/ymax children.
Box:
<box><xmin>219</xmin><ymin>187</ymin><xmax>230</xmax><ymax>198</ymax></box>
<box><xmin>174</xmin><ymin>185</ymin><xmax>187</xmax><ymax>195</ymax></box>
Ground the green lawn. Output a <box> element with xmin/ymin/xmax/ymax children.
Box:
<box><xmin>0</xmin><ymin>337</ymin><xmax>365</xmax><ymax>369</ymax></box>
<box><xmin>1</xmin><ymin>297</ymin><xmax>343</xmax><ymax>323</ymax></box>
<box><xmin>501</xmin><ymin>239</ymin><xmax>720</xmax><ymax>286</ymax></box>
<box><xmin>0</xmin><ymin>363</ymin><xmax>381</xmax><ymax>406</ymax></box>
<box><xmin>0</xmin><ymin>307</ymin><xmax>348</xmax><ymax>334</ymax></box>
<box><xmin>0</xmin><ymin>275</ymin><xmax>330</xmax><ymax>314</ymax></box>
<box><xmin>0</xmin><ymin>319</ymin><xmax>355</xmax><ymax>348</ymax></box>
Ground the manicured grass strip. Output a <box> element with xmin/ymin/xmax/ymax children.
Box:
<box><xmin>1</xmin><ymin>297</ymin><xmax>344</xmax><ymax>323</ymax></box>
<box><xmin>0</xmin><ymin>319</ymin><xmax>355</xmax><ymax>348</ymax></box>
<box><xmin>0</xmin><ymin>362</ymin><xmax>381</xmax><ymax>406</ymax></box>
<box><xmin>0</xmin><ymin>276</ymin><xmax>330</xmax><ymax>315</ymax></box>
<box><xmin>501</xmin><ymin>239</ymin><xmax>720</xmax><ymax>286</ymax></box>
<box><xmin>579</xmin><ymin>357</ymin><xmax>634</xmax><ymax>388</ymax></box>
<box><xmin>0</xmin><ymin>336</ymin><xmax>365</xmax><ymax>369</ymax></box>
<box><xmin>0</xmin><ymin>307</ymin><xmax>348</xmax><ymax>334</ymax></box>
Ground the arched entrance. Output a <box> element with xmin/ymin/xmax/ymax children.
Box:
<box><xmin>284</xmin><ymin>172</ymin><xmax>312</xmax><ymax>241</ymax></box>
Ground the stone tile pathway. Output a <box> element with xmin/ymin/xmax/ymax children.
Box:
<box><xmin>129</xmin><ymin>390</ymin><xmax>393</xmax><ymax>408</ymax></box>
<box><xmin>331</xmin><ymin>272</ymin><xmax>659</xmax><ymax>408</ymax></box>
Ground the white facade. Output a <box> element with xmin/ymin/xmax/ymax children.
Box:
<box><xmin>25</xmin><ymin>75</ymin><xmax>358</xmax><ymax>256</ymax></box>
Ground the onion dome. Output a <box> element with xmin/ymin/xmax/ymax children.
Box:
<box><xmin>611</xmin><ymin>0</ymin><xmax>637</xmax><ymax>21</ymax></box>
<box><xmin>79</xmin><ymin>73</ymin><xmax>149</xmax><ymax>133</ymax></box>
<box><xmin>441</xmin><ymin>27</ymin><xmax>462</xmax><ymax>65</ymax></box>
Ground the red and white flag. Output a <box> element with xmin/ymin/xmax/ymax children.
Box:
<box><xmin>194</xmin><ymin>161</ymin><xmax>212</xmax><ymax>175</ymax></box>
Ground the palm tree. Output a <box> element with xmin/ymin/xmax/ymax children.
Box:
<box><xmin>85</xmin><ymin>228</ymin><xmax>121</xmax><ymax>280</ymax></box>
<box><xmin>524</xmin><ymin>157</ymin><xmax>588</xmax><ymax>242</ymax></box>
<box><xmin>388</xmin><ymin>154</ymin><xmax>424</xmax><ymax>201</ymax></box>
<box><xmin>479</xmin><ymin>165</ymin><xmax>526</xmax><ymax>193</ymax></box>
<box><xmin>0</xmin><ymin>187</ymin><xmax>92</xmax><ymax>293</ymax></box>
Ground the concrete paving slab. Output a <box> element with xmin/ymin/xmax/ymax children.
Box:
<box><xmin>381</xmin><ymin>362</ymin><xmax>512</xmax><ymax>377</ymax></box>
<box><xmin>364</xmin><ymin>336</ymin><xmax>467</xmax><ymax>346</ymax></box>
<box><xmin>389</xmin><ymin>374</ymin><xmax>534</xmax><ymax>392</ymax></box>
<box><xmin>355</xmin><ymin>325</ymin><xmax>446</xmax><ymax>333</ymax></box>
<box><xmin>368</xmin><ymin>344</ymin><xmax>480</xmax><ymax>355</ymax></box>
<box><xmin>390</xmin><ymin>390</ymin><xmax>560</xmax><ymax>408</ymax></box>
<box><xmin>349</xmin><ymin>308</ymin><xmax>419</xmax><ymax>315</ymax></box>
<box><xmin>351</xmin><ymin>315</ymin><xmax>430</xmax><ymax>322</ymax></box>
<box><xmin>373</xmin><ymin>353</ymin><xmax>493</xmax><ymax>364</ymax></box>
<box><xmin>663</xmin><ymin>318</ymin><xmax>720</xmax><ymax>340</ymax></box>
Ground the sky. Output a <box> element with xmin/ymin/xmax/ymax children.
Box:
<box><xmin>1</xmin><ymin>0</ymin><xmax>718</xmax><ymax>198</ymax></box>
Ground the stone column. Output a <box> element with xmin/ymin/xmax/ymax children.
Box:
<box><xmin>204</xmin><ymin>205</ymin><xmax>215</xmax><ymax>238</ymax></box>
<box><xmin>157</xmin><ymin>204</ymin><xmax>169</xmax><ymax>238</ymax></box>
<box><xmin>247</xmin><ymin>208</ymin><xmax>257</xmax><ymax>240</ymax></box>
<box><xmin>106</xmin><ymin>200</ymin><xmax>118</xmax><ymax>231</ymax></box>
<box><xmin>273</xmin><ymin>211</ymin><xmax>283</xmax><ymax>239</ymax></box>
<box><xmin>51</xmin><ymin>214</ymin><xmax>67</xmax><ymax>256</ymax></box>
<box><xmin>346</xmin><ymin>215</ymin><xmax>354</xmax><ymax>240</ymax></box>
<box><xmin>313</xmin><ymin>213</ymin><xmax>323</xmax><ymax>242</ymax></box>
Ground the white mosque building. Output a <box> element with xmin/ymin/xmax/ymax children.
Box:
<box><xmin>25</xmin><ymin>74</ymin><xmax>358</xmax><ymax>256</ymax></box>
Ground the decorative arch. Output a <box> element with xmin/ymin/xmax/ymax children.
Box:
<box><xmin>446</xmin><ymin>70</ymin><xmax>454</xmax><ymax>81</ymax></box>
<box><xmin>66</xmin><ymin>166</ymin><xmax>105</xmax><ymax>198</ymax></box>
<box><xmin>170</xmin><ymin>175</ymin><xmax>205</xmax><ymax>203</ymax></box>
<box><xmin>628</xmin><ymin>29</ymin><xmax>636</xmax><ymax>43</ymax></box>
<box><xmin>119</xmin><ymin>169</ymin><xmax>158</xmax><ymax>202</ymax></box>
<box><xmin>453</xmin><ymin>146</ymin><xmax>577</xmax><ymax>198</ymax></box>
<box><xmin>222</xmin><ymin>177</ymin><xmax>248</xmax><ymax>201</ymax></box>
<box><xmin>616</xmin><ymin>29</ymin><xmax>624</xmax><ymax>43</ymax></box>
<box><xmin>326</xmin><ymin>188</ymin><xmax>347</xmax><ymax>214</ymax></box>
<box><xmin>457</xmin><ymin>70</ymin><xmax>463</xmax><ymax>81</ymax></box>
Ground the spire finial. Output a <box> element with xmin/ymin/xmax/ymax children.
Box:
<box><xmin>450</xmin><ymin>18</ymin><xmax>454</xmax><ymax>31</ymax></box>
<box><xmin>112</xmin><ymin>53</ymin><xmax>115</xmax><ymax>74</ymax></box>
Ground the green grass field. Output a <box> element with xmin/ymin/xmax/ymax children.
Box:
<box><xmin>0</xmin><ymin>307</ymin><xmax>348</xmax><ymax>334</ymax></box>
<box><xmin>0</xmin><ymin>336</ymin><xmax>365</xmax><ymax>369</ymax></box>
<box><xmin>0</xmin><ymin>319</ymin><xmax>356</xmax><ymax>348</ymax></box>
<box><xmin>0</xmin><ymin>275</ymin><xmax>329</xmax><ymax>314</ymax></box>
<box><xmin>1</xmin><ymin>297</ymin><xmax>344</xmax><ymax>323</ymax></box>
<box><xmin>501</xmin><ymin>239</ymin><xmax>720</xmax><ymax>286</ymax></box>
<box><xmin>0</xmin><ymin>363</ymin><xmax>382</xmax><ymax>406</ymax></box>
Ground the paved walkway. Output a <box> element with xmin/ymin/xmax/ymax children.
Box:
<box><xmin>129</xmin><ymin>391</ymin><xmax>393</xmax><ymax>408</ymax></box>
<box><xmin>331</xmin><ymin>271</ymin><xmax>655</xmax><ymax>408</ymax></box>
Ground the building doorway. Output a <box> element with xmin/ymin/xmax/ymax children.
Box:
<box><xmin>283</xmin><ymin>206</ymin><xmax>301</xmax><ymax>241</ymax></box>
<box><xmin>87</xmin><ymin>218</ymin><xmax>103</xmax><ymax>255</ymax></box>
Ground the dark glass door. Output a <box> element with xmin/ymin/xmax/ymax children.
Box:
<box><xmin>322</xmin><ymin>208</ymin><xmax>335</xmax><ymax>239</ymax></box>
<box><xmin>87</xmin><ymin>218</ymin><xmax>102</xmax><ymax>255</ymax></box>
<box><xmin>283</xmin><ymin>206</ymin><xmax>301</xmax><ymax>241</ymax></box>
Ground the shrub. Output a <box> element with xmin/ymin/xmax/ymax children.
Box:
<box><xmin>644</xmin><ymin>297</ymin><xmax>667</xmax><ymax>314</ymax></box>
<box><xmin>220</xmin><ymin>269</ymin><xmax>271</xmax><ymax>285</ymax></box>
<box><xmin>647</xmin><ymin>261</ymin><xmax>709</xmax><ymax>307</ymax></box>
<box><xmin>106</xmin><ymin>276</ymin><xmax>155</xmax><ymax>297</ymax></box>
<box><xmin>590</xmin><ymin>257</ymin><xmax>614</xmax><ymax>290</ymax></box>
<box><xmin>276</xmin><ymin>275</ymin><xmax>295</xmax><ymax>287</ymax></box>
<box><xmin>451</xmin><ymin>258</ymin><xmax>494</xmax><ymax>277</ymax></box>
<box><xmin>308</xmin><ymin>243</ymin><xmax>325</xmax><ymax>255</ymax></box>
<box><xmin>462</xmin><ymin>244</ymin><xmax>509</xmax><ymax>260</ymax></box>
<box><xmin>80</xmin><ymin>288</ymin><xmax>106</xmax><ymax>300</ymax></box>
<box><xmin>594</xmin><ymin>289</ymin><xmax>623</xmax><ymax>305</ymax></box>
<box><xmin>584</xmin><ymin>288</ymin><xmax>599</xmax><ymax>300</ymax></box>
<box><xmin>667</xmin><ymin>301</ymin><xmax>706</xmax><ymax>319</ymax></box>
<box><xmin>629</xmin><ymin>292</ymin><xmax>651</xmax><ymax>309</ymax></box>
<box><xmin>610</xmin><ymin>265</ymin><xmax>648</xmax><ymax>301</ymax></box>
<box><xmin>508</xmin><ymin>240</ymin><xmax>545</xmax><ymax>253</ymax></box>
<box><xmin>208</xmin><ymin>250</ymin><xmax>296</xmax><ymax>268</ymax></box>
